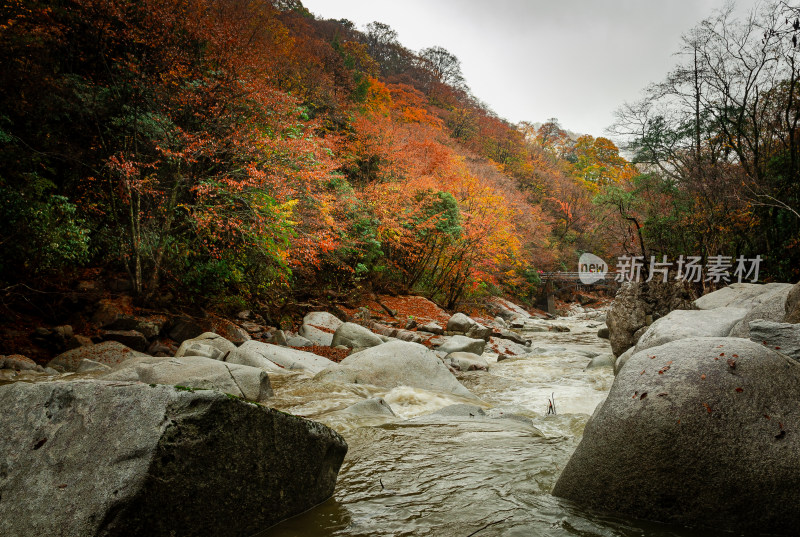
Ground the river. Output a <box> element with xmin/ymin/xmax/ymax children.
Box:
<box><xmin>257</xmin><ymin>313</ymin><xmax>726</xmax><ymax>537</ymax></box>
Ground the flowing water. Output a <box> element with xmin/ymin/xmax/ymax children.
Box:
<box><xmin>256</xmin><ymin>315</ymin><xmax>730</xmax><ymax>537</ymax></box>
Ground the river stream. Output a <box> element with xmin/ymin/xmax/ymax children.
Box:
<box><xmin>257</xmin><ymin>314</ymin><xmax>730</xmax><ymax>537</ymax></box>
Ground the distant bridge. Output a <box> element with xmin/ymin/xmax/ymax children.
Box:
<box><xmin>536</xmin><ymin>272</ymin><xmax>618</xmax><ymax>313</ymax></box>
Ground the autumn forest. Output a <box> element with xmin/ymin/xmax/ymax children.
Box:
<box><xmin>2</xmin><ymin>0</ymin><xmax>799</xmax><ymax>319</ymax></box>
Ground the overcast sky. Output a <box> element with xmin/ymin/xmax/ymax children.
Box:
<box><xmin>301</xmin><ymin>0</ymin><xmax>763</xmax><ymax>139</ymax></box>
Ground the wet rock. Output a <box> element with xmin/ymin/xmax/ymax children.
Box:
<box><xmin>748</xmin><ymin>320</ymin><xmax>800</xmax><ymax>361</ymax></box>
<box><xmin>175</xmin><ymin>332</ymin><xmax>236</xmax><ymax>357</ymax></box>
<box><xmin>341</xmin><ymin>397</ymin><xmax>396</xmax><ymax>417</ymax></box>
<box><xmin>315</xmin><ymin>341</ymin><xmax>475</xmax><ymax>399</ymax></box>
<box><xmin>331</xmin><ymin>322</ymin><xmax>383</xmax><ymax>349</ymax></box>
<box><xmin>48</xmin><ymin>341</ymin><xmax>148</xmax><ymax>372</ymax></box>
<box><xmin>229</xmin><ymin>341</ymin><xmax>336</xmax><ymax>374</ymax></box>
<box><xmin>0</xmin><ymin>380</ymin><xmax>346</xmax><ymax>537</ymax></box>
<box><xmin>554</xmin><ymin>337</ymin><xmax>800</xmax><ymax>535</ymax></box>
<box><xmin>104</xmin><ymin>356</ymin><xmax>273</xmax><ymax>402</ymax></box>
<box><xmin>633</xmin><ymin>307</ymin><xmax>748</xmax><ymax>353</ymax></box>
<box><xmin>584</xmin><ymin>354</ymin><xmax>614</xmax><ymax>371</ymax></box>
<box><xmin>597</xmin><ymin>327</ymin><xmax>609</xmax><ymax>339</ymax></box>
<box><xmin>436</xmin><ymin>335</ymin><xmax>486</xmax><ymax>355</ymax></box>
<box><xmin>298</xmin><ymin>312</ymin><xmax>343</xmax><ymax>347</ymax></box>
<box><xmin>100</xmin><ymin>329</ymin><xmax>149</xmax><ymax>352</ymax></box>
<box><xmin>444</xmin><ymin>352</ymin><xmax>489</xmax><ymax>372</ymax></box>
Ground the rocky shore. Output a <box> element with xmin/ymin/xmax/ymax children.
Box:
<box><xmin>1</xmin><ymin>290</ymin><xmax>599</xmax><ymax>536</ymax></box>
<box><xmin>555</xmin><ymin>280</ymin><xmax>800</xmax><ymax>535</ymax></box>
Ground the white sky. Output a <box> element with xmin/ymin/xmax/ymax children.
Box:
<box><xmin>301</xmin><ymin>0</ymin><xmax>763</xmax><ymax>139</ymax></box>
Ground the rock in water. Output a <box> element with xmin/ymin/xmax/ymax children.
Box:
<box><xmin>444</xmin><ymin>352</ymin><xmax>489</xmax><ymax>372</ymax></box>
<box><xmin>436</xmin><ymin>335</ymin><xmax>486</xmax><ymax>355</ymax></box>
<box><xmin>315</xmin><ymin>340</ymin><xmax>475</xmax><ymax>399</ymax></box>
<box><xmin>553</xmin><ymin>337</ymin><xmax>800</xmax><ymax>535</ymax></box>
<box><xmin>0</xmin><ymin>380</ymin><xmax>347</xmax><ymax>537</ymax></box>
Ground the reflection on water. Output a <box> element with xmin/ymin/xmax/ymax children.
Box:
<box><xmin>256</xmin><ymin>316</ymin><xmax>735</xmax><ymax>537</ymax></box>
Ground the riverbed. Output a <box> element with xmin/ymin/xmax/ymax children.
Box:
<box><xmin>257</xmin><ymin>314</ymin><xmax>726</xmax><ymax>537</ymax></box>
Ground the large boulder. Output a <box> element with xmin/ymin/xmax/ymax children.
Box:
<box><xmin>446</xmin><ymin>313</ymin><xmax>491</xmax><ymax>340</ymax></box>
<box><xmin>436</xmin><ymin>335</ymin><xmax>486</xmax><ymax>355</ymax></box>
<box><xmin>444</xmin><ymin>352</ymin><xmax>489</xmax><ymax>372</ymax></box>
<box><xmin>786</xmin><ymin>281</ymin><xmax>800</xmax><ymax>323</ymax></box>
<box><xmin>298</xmin><ymin>312</ymin><xmax>343</xmax><ymax>347</ymax></box>
<box><xmin>176</xmin><ymin>332</ymin><xmax>237</xmax><ymax>357</ymax></box>
<box><xmin>633</xmin><ymin>307</ymin><xmax>748</xmax><ymax>353</ymax></box>
<box><xmin>553</xmin><ymin>337</ymin><xmax>800</xmax><ymax>535</ymax></box>
<box><xmin>228</xmin><ymin>340</ymin><xmax>336</xmax><ymax>375</ymax></box>
<box><xmin>330</xmin><ymin>322</ymin><xmax>383</xmax><ymax>349</ymax></box>
<box><xmin>103</xmin><ymin>356</ymin><xmax>273</xmax><ymax>402</ymax></box>
<box><xmin>694</xmin><ymin>282</ymin><xmax>792</xmax><ymax>310</ymax></box>
<box><xmin>315</xmin><ymin>340</ymin><xmax>475</xmax><ymax>399</ymax></box>
<box><xmin>728</xmin><ymin>285</ymin><xmax>795</xmax><ymax>337</ymax></box>
<box><xmin>48</xmin><ymin>341</ymin><xmax>148</xmax><ymax>372</ymax></box>
<box><xmin>606</xmin><ymin>281</ymin><xmax>695</xmax><ymax>357</ymax></box>
<box><xmin>0</xmin><ymin>380</ymin><xmax>346</xmax><ymax>537</ymax></box>
<box><xmin>748</xmin><ymin>320</ymin><xmax>800</xmax><ymax>361</ymax></box>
